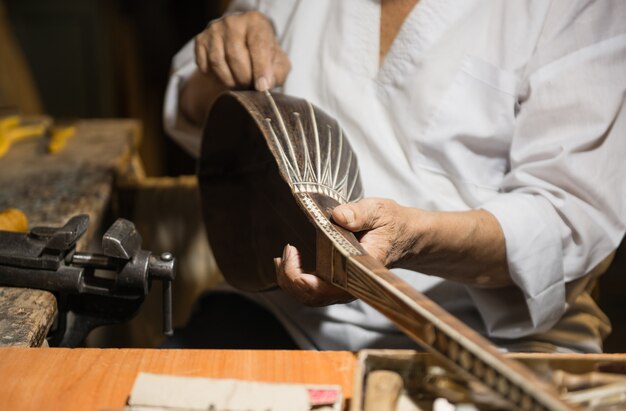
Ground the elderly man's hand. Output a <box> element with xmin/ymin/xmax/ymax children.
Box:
<box><xmin>274</xmin><ymin>198</ymin><xmax>511</xmax><ymax>307</ymax></box>
<box><xmin>331</xmin><ymin>198</ymin><xmax>422</xmax><ymax>267</ymax></box>
<box><xmin>274</xmin><ymin>198</ymin><xmax>424</xmax><ymax>306</ymax></box>
<box><xmin>181</xmin><ymin>11</ymin><xmax>291</xmax><ymax>126</ymax></box>
<box><xmin>195</xmin><ymin>11</ymin><xmax>291</xmax><ymax>91</ymax></box>
<box><xmin>274</xmin><ymin>245</ymin><xmax>355</xmax><ymax>307</ymax></box>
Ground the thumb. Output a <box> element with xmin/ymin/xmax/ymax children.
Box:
<box><xmin>332</xmin><ymin>200</ymin><xmax>381</xmax><ymax>232</ymax></box>
<box><xmin>282</xmin><ymin>243</ymin><xmax>301</xmax><ymax>274</ymax></box>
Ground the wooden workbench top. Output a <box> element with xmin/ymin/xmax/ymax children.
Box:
<box><xmin>0</xmin><ymin>348</ymin><xmax>357</xmax><ymax>411</ymax></box>
<box><xmin>0</xmin><ymin>119</ymin><xmax>140</xmax><ymax>347</ymax></box>
<box><xmin>0</xmin><ymin>119</ymin><xmax>140</xmax><ymax>232</ymax></box>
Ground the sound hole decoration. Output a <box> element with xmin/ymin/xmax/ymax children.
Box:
<box><xmin>262</xmin><ymin>92</ymin><xmax>362</xmax><ymax>204</ymax></box>
<box><xmin>199</xmin><ymin>91</ymin><xmax>576</xmax><ymax>411</ymax></box>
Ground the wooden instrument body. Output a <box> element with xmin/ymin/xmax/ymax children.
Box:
<box><xmin>200</xmin><ymin>91</ymin><xmax>362</xmax><ymax>291</ymax></box>
<box><xmin>199</xmin><ymin>91</ymin><xmax>577</xmax><ymax>411</ymax></box>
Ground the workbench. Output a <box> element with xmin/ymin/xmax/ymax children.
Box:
<box><xmin>2</xmin><ymin>348</ymin><xmax>626</xmax><ymax>411</ymax></box>
<box><xmin>0</xmin><ymin>348</ymin><xmax>356</xmax><ymax>411</ymax></box>
<box><xmin>0</xmin><ymin>119</ymin><xmax>140</xmax><ymax>347</ymax></box>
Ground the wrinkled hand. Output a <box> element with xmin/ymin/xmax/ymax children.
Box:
<box><xmin>275</xmin><ymin>198</ymin><xmax>420</xmax><ymax>306</ymax></box>
<box><xmin>195</xmin><ymin>11</ymin><xmax>291</xmax><ymax>91</ymax></box>
<box><xmin>274</xmin><ymin>245</ymin><xmax>355</xmax><ymax>307</ymax></box>
<box><xmin>331</xmin><ymin>198</ymin><xmax>420</xmax><ymax>267</ymax></box>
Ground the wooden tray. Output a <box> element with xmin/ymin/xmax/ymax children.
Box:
<box><xmin>352</xmin><ymin>350</ymin><xmax>626</xmax><ymax>411</ymax></box>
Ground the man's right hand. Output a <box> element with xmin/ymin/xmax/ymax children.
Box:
<box><xmin>181</xmin><ymin>11</ymin><xmax>291</xmax><ymax>126</ymax></box>
<box><xmin>195</xmin><ymin>11</ymin><xmax>291</xmax><ymax>91</ymax></box>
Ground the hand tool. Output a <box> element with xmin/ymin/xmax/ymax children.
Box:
<box><xmin>0</xmin><ymin>214</ymin><xmax>176</xmax><ymax>346</ymax></box>
<box><xmin>47</xmin><ymin>125</ymin><xmax>76</xmax><ymax>154</ymax></box>
<box><xmin>0</xmin><ymin>115</ymin><xmax>47</xmax><ymax>158</ymax></box>
<box><xmin>0</xmin><ymin>208</ymin><xmax>28</xmax><ymax>232</ymax></box>
<box><xmin>0</xmin><ymin>115</ymin><xmax>76</xmax><ymax>157</ymax></box>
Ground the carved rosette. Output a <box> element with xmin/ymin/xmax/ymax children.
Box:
<box><xmin>260</xmin><ymin>91</ymin><xmax>363</xmax><ymax>205</ymax></box>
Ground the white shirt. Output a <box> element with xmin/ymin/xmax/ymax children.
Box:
<box><xmin>164</xmin><ymin>0</ymin><xmax>626</xmax><ymax>353</ymax></box>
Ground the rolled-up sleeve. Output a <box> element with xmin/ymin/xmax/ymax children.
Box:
<box><xmin>473</xmin><ymin>1</ymin><xmax>626</xmax><ymax>338</ymax></box>
<box><xmin>163</xmin><ymin>40</ymin><xmax>202</xmax><ymax>157</ymax></box>
<box><xmin>163</xmin><ymin>0</ymin><xmax>263</xmax><ymax>157</ymax></box>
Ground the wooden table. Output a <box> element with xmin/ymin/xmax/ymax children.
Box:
<box><xmin>2</xmin><ymin>348</ymin><xmax>625</xmax><ymax>411</ymax></box>
<box><xmin>0</xmin><ymin>348</ymin><xmax>357</xmax><ymax>411</ymax></box>
<box><xmin>0</xmin><ymin>119</ymin><xmax>140</xmax><ymax>347</ymax></box>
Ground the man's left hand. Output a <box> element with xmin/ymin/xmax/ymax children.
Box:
<box><xmin>274</xmin><ymin>198</ymin><xmax>424</xmax><ymax>306</ymax></box>
<box><xmin>275</xmin><ymin>198</ymin><xmax>511</xmax><ymax>307</ymax></box>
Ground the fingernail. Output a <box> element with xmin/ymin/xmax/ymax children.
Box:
<box><xmin>256</xmin><ymin>76</ymin><xmax>270</xmax><ymax>91</ymax></box>
<box><xmin>339</xmin><ymin>207</ymin><xmax>355</xmax><ymax>224</ymax></box>
<box><xmin>282</xmin><ymin>244</ymin><xmax>291</xmax><ymax>260</ymax></box>
<box><xmin>273</xmin><ymin>257</ymin><xmax>281</xmax><ymax>269</ymax></box>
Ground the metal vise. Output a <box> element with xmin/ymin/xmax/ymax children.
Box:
<box><xmin>0</xmin><ymin>215</ymin><xmax>176</xmax><ymax>347</ymax></box>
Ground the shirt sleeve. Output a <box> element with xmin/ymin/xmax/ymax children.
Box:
<box><xmin>472</xmin><ymin>0</ymin><xmax>626</xmax><ymax>338</ymax></box>
<box><xmin>163</xmin><ymin>39</ymin><xmax>202</xmax><ymax>158</ymax></box>
<box><xmin>162</xmin><ymin>1</ymin><xmax>263</xmax><ymax>158</ymax></box>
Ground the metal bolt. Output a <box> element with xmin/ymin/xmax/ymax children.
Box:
<box><xmin>160</xmin><ymin>252</ymin><xmax>173</xmax><ymax>261</ymax></box>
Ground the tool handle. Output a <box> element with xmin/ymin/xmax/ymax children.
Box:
<box><xmin>0</xmin><ymin>208</ymin><xmax>28</xmax><ymax>232</ymax></box>
<box><xmin>148</xmin><ymin>252</ymin><xmax>176</xmax><ymax>336</ymax></box>
<box><xmin>364</xmin><ymin>370</ymin><xmax>403</xmax><ymax>411</ymax></box>
<box><xmin>163</xmin><ymin>279</ymin><xmax>173</xmax><ymax>336</ymax></box>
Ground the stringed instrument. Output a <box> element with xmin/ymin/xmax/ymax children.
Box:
<box><xmin>198</xmin><ymin>90</ymin><xmax>577</xmax><ymax>411</ymax></box>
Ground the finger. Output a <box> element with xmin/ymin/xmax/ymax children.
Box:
<box><xmin>223</xmin><ymin>23</ymin><xmax>253</xmax><ymax>87</ymax></box>
<box><xmin>206</xmin><ymin>31</ymin><xmax>237</xmax><ymax>88</ymax></box>
<box><xmin>332</xmin><ymin>199</ymin><xmax>386</xmax><ymax>232</ymax></box>
<box><xmin>281</xmin><ymin>244</ymin><xmax>301</xmax><ymax>278</ymax></box>
<box><xmin>271</xmin><ymin>48</ymin><xmax>292</xmax><ymax>87</ymax></box>
<box><xmin>275</xmin><ymin>245</ymin><xmax>317</xmax><ymax>302</ymax></box>
<box><xmin>194</xmin><ymin>34</ymin><xmax>209</xmax><ymax>73</ymax></box>
<box><xmin>247</xmin><ymin>26</ymin><xmax>276</xmax><ymax>90</ymax></box>
<box><xmin>276</xmin><ymin>245</ymin><xmax>353</xmax><ymax>306</ymax></box>
<box><xmin>278</xmin><ymin>245</ymin><xmax>323</xmax><ymax>300</ymax></box>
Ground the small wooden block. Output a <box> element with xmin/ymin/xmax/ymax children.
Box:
<box><xmin>364</xmin><ymin>370</ymin><xmax>404</xmax><ymax>411</ymax></box>
<box><xmin>0</xmin><ymin>287</ymin><xmax>56</xmax><ymax>347</ymax></box>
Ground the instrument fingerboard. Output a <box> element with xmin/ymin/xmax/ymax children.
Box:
<box><xmin>345</xmin><ymin>255</ymin><xmax>575</xmax><ymax>411</ymax></box>
<box><xmin>299</xmin><ymin>194</ymin><xmax>575</xmax><ymax>411</ymax></box>
<box><xmin>298</xmin><ymin>194</ymin><xmax>361</xmax><ymax>257</ymax></box>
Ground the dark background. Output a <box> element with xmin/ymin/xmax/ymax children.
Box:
<box><xmin>4</xmin><ymin>0</ymin><xmax>229</xmax><ymax>176</ymax></box>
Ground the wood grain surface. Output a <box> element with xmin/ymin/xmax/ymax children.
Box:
<box><xmin>0</xmin><ymin>348</ymin><xmax>356</xmax><ymax>411</ymax></box>
<box><xmin>0</xmin><ymin>119</ymin><xmax>140</xmax><ymax>235</ymax></box>
<box><xmin>0</xmin><ymin>288</ymin><xmax>56</xmax><ymax>347</ymax></box>
<box><xmin>0</xmin><ymin>119</ymin><xmax>140</xmax><ymax>347</ymax></box>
